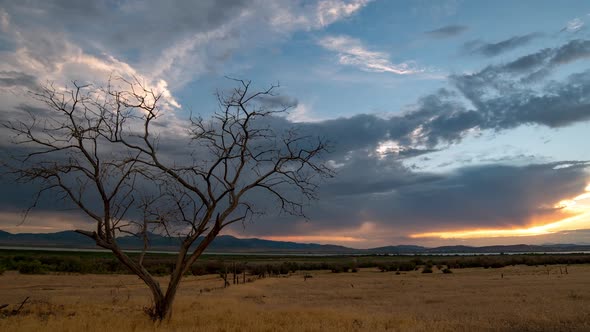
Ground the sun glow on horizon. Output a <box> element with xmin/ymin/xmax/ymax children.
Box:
<box><xmin>411</xmin><ymin>183</ymin><xmax>590</xmax><ymax>240</ymax></box>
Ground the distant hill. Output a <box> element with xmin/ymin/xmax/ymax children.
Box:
<box><xmin>1</xmin><ymin>230</ymin><xmax>589</xmax><ymax>254</ymax></box>
<box><xmin>0</xmin><ymin>231</ymin><xmax>357</xmax><ymax>254</ymax></box>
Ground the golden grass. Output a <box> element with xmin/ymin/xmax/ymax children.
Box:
<box><xmin>1</xmin><ymin>265</ymin><xmax>590</xmax><ymax>331</ymax></box>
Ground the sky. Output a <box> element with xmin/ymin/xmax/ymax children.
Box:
<box><xmin>1</xmin><ymin>0</ymin><xmax>590</xmax><ymax>248</ymax></box>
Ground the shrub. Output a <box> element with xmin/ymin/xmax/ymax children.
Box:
<box><xmin>149</xmin><ymin>264</ymin><xmax>172</xmax><ymax>276</ymax></box>
<box><xmin>331</xmin><ymin>265</ymin><xmax>348</xmax><ymax>273</ymax></box>
<box><xmin>18</xmin><ymin>260</ymin><xmax>45</xmax><ymax>274</ymax></box>
<box><xmin>422</xmin><ymin>266</ymin><xmax>433</xmax><ymax>274</ymax></box>
<box><xmin>190</xmin><ymin>264</ymin><xmax>207</xmax><ymax>276</ymax></box>
<box><xmin>442</xmin><ymin>268</ymin><xmax>453</xmax><ymax>274</ymax></box>
<box><xmin>398</xmin><ymin>262</ymin><xmax>416</xmax><ymax>272</ymax></box>
<box><xmin>411</xmin><ymin>258</ymin><xmax>424</xmax><ymax>265</ymax></box>
<box><xmin>56</xmin><ymin>258</ymin><xmax>83</xmax><ymax>273</ymax></box>
<box><xmin>0</xmin><ymin>265</ymin><xmax>5</xmax><ymax>275</ymax></box>
<box><xmin>278</xmin><ymin>263</ymin><xmax>291</xmax><ymax>275</ymax></box>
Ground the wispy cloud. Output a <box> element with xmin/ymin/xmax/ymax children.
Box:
<box><xmin>463</xmin><ymin>33</ymin><xmax>542</xmax><ymax>57</ymax></box>
<box><xmin>318</xmin><ymin>35</ymin><xmax>423</xmax><ymax>75</ymax></box>
<box><xmin>316</xmin><ymin>0</ymin><xmax>372</xmax><ymax>26</ymax></box>
<box><xmin>0</xmin><ymin>1</ymin><xmax>373</xmax><ymax>101</ymax></box>
<box><xmin>425</xmin><ymin>25</ymin><xmax>468</xmax><ymax>38</ymax></box>
<box><xmin>269</xmin><ymin>0</ymin><xmax>371</xmax><ymax>33</ymax></box>
<box><xmin>562</xmin><ymin>17</ymin><xmax>584</xmax><ymax>32</ymax></box>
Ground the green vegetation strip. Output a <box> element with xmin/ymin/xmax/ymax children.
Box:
<box><xmin>1</xmin><ymin>249</ymin><xmax>589</xmax><ymax>276</ymax></box>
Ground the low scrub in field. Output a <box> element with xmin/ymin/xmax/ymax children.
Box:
<box><xmin>1</xmin><ymin>265</ymin><xmax>590</xmax><ymax>331</ymax></box>
<box><xmin>1</xmin><ymin>250</ymin><xmax>589</xmax><ymax>277</ymax></box>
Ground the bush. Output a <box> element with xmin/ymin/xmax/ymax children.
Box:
<box><xmin>411</xmin><ymin>258</ymin><xmax>424</xmax><ymax>265</ymax></box>
<box><xmin>149</xmin><ymin>264</ymin><xmax>172</xmax><ymax>276</ymax></box>
<box><xmin>331</xmin><ymin>265</ymin><xmax>348</xmax><ymax>273</ymax></box>
<box><xmin>0</xmin><ymin>265</ymin><xmax>5</xmax><ymax>275</ymax></box>
<box><xmin>442</xmin><ymin>268</ymin><xmax>453</xmax><ymax>274</ymax></box>
<box><xmin>56</xmin><ymin>258</ymin><xmax>83</xmax><ymax>273</ymax></box>
<box><xmin>398</xmin><ymin>262</ymin><xmax>416</xmax><ymax>272</ymax></box>
<box><xmin>18</xmin><ymin>260</ymin><xmax>45</xmax><ymax>274</ymax></box>
<box><xmin>422</xmin><ymin>266</ymin><xmax>433</xmax><ymax>274</ymax></box>
<box><xmin>190</xmin><ymin>264</ymin><xmax>207</xmax><ymax>276</ymax></box>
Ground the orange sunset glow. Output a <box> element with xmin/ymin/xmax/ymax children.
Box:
<box><xmin>411</xmin><ymin>184</ymin><xmax>590</xmax><ymax>240</ymax></box>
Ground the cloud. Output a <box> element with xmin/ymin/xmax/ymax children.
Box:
<box><xmin>3</xmin><ymin>5</ymin><xmax>590</xmax><ymax>248</ymax></box>
<box><xmin>425</xmin><ymin>25</ymin><xmax>468</xmax><ymax>38</ymax></box>
<box><xmin>257</xmin><ymin>94</ymin><xmax>299</xmax><ymax>109</ymax></box>
<box><xmin>232</xmin><ymin>160</ymin><xmax>590</xmax><ymax>247</ymax></box>
<box><xmin>268</xmin><ymin>0</ymin><xmax>371</xmax><ymax>31</ymax></box>
<box><xmin>464</xmin><ymin>33</ymin><xmax>542</xmax><ymax>57</ymax></box>
<box><xmin>318</xmin><ymin>35</ymin><xmax>424</xmax><ymax>74</ymax></box>
<box><xmin>284</xmin><ymin>48</ymin><xmax>590</xmax><ymax>152</ymax></box>
<box><xmin>550</xmin><ymin>39</ymin><xmax>590</xmax><ymax>65</ymax></box>
<box><xmin>3</xmin><ymin>78</ymin><xmax>590</xmax><ymax>247</ymax></box>
<box><xmin>0</xmin><ymin>6</ymin><xmax>181</xmax><ymax>109</ymax></box>
<box><xmin>562</xmin><ymin>17</ymin><xmax>585</xmax><ymax>32</ymax></box>
<box><xmin>0</xmin><ymin>1</ymin><xmax>371</xmax><ymax>97</ymax></box>
<box><xmin>287</xmin><ymin>103</ymin><xmax>324</xmax><ymax>123</ymax></box>
<box><xmin>0</xmin><ymin>210</ymin><xmax>92</xmax><ymax>234</ymax></box>
<box><xmin>448</xmin><ymin>40</ymin><xmax>590</xmax><ymax>130</ymax></box>
<box><xmin>0</xmin><ymin>71</ymin><xmax>37</xmax><ymax>89</ymax></box>
<box><xmin>316</xmin><ymin>0</ymin><xmax>372</xmax><ymax>27</ymax></box>
<box><xmin>490</xmin><ymin>39</ymin><xmax>590</xmax><ymax>74</ymax></box>
<box><xmin>450</xmin><ymin>69</ymin><xmax>590</xmax><ymax>129</ymax></box>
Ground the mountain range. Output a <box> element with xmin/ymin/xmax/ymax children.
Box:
<box><xmin>1</xmin><ymin>230</ymin><xmax>590</xmax><ymax>254</ymax></box>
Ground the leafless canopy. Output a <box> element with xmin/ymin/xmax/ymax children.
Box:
<box><xmin>2</xmin><ymin>77</ymin><xmax>332</xmax><ymax>319</ymax></box>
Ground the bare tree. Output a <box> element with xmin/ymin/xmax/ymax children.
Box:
<box><xmin>2</xmin><ymin>78</ymin><xmax>332</xmax><ymax>320</ymax></box>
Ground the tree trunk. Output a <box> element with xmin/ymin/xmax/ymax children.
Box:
<box><xmin>153</xmin><ymin>293</ymin><xmax>180</xmax><ymax>321</ymax></box>
<box><xmin>158</xmin><ymin>277</ymin><xmax>181</xmax><ymax>320</ymax></box>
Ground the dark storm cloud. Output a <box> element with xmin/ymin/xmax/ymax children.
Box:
<box><xmin>239</xmin><ymin>160</ymin><xmax>589</xmax><ymax>237</ymax></box>
<box><xmin>384</xmin><ymin>162</ymin><xmax>588</xmax><ymax>228</ymax></box>
<box><xmin>464</xmin><ymin>33</ymin><xmax>541</xmax><ymax>57</ymax></box>
<box><xmin>320</xmin><ymin>151</ymin><xmax>443</xmax><ymax>196</ymax></box>
<box><xmin>425</xmin><ymin>25</ymin><xmax>468</xmax><ymax>38</ymax></box>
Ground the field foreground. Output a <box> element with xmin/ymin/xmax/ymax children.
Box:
<box><xmin>1</xmin><ymin>265</ymin><xmax>589</xmax><ymax>331</ymax></box>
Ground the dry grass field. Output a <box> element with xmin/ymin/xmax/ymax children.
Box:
<box><xmin>1</xmin><ymin>264</ymin><xmax>589</xmax><ymax>331</ymax></box>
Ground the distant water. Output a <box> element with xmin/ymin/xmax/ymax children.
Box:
<box><xmin>1</xmin><ymin>246</ymin><xmax>589</xmax><ymax>256</ymax></box>
<box><xmin>384</xmin><ymin>251</ymin><xmax>590</xmax><ymax>256</ymax></box>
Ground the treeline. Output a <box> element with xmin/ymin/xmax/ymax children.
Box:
<box><xmin>1</xmin><ymin>251</ymin><xmax>590</xmax><ymax>276</ymax></box>
<box><xmin>375</xmin><ymin>254</ymin><xmax>590</xmax><ymax>272</ymax></box>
